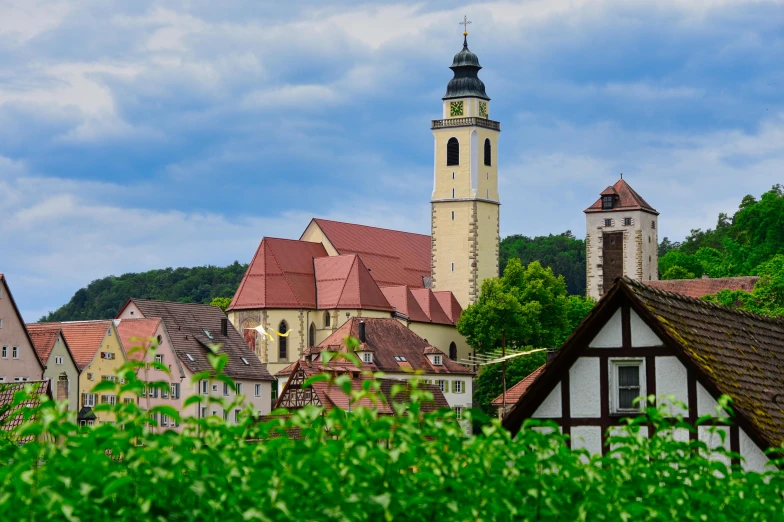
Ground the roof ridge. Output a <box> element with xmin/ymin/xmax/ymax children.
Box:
<box><xmin>313</xmin><ymin>218</ymin><xmax>431</xmax><ymax>239</ymax></box>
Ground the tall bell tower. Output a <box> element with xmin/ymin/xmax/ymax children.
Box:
<box><xmin>430</xmin><ymin>27</ymin><xmax>500</xmax><ymax>309</ymax></box>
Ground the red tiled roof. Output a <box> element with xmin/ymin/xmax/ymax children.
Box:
<box><xmin>410</xmin><ymin>288</ymin><xmax>453</xmax><ymax>325</ymax></box>
<box><xmin>311</xmin><ymin>318</ymin><xmax>473</xmax><ymax>375</ymax></box>
<box><xmin>433</xmin><ymin>291</ymin><xmax>463</xmax><ymax>324</ymax></box>
<box><xmin>116</xmin><ymin>318</ymin><xmax>161</xmax><ymax>362</ymax></box>
<box><xmin>315</xmin><ymin>255</ymin><xmax>393</xmax><ymax>311</ymax></box>
<box><xmin>645</xmin><ymin>276</ymin><xmax>759</xmax><ymax>299</ymax></box>
<box><xmin>491</xmin><ymin>365</ymin><xmax>545</xmax><ymax>406</ymax></box>
<box><xmin>0</xmin><ymin>274</ymin><xmax>45</xmax><ymax>371</ymax></box>
<box><xmin>26</xmin><ymin>326</ymin><xmax>59</xmax><ymax>362</ymax></box>
<box><xmin>229</xmin><ymin>238</ymin><xmax>327</xmax><ymax>310</ymax></box>
<box><xmin>585</xmin><ymin>179</ymin><xmax>658</xmax><ymax>214</ymax></box>
<box><xmin>380</xmin><ymin>285</ymin><xmax>430</xmax><ymax>322</ymax></box>
<box><xmin>0</xmin><ymin>380</ymin><xmax>52</xmax><ymax>440</ymax></box>
<box><xmin>43</xmin><ymin>321</ymin><xmax>114</xmax><ymax>370</ymax></box>
<box><xmin>307</xmin><ymin>219</ymin><xmax>431</xmax><ymax>288</ymax></box>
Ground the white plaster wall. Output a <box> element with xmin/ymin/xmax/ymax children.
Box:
<box><xmin>571</xmin><ymin>426</ymin><xmax>602</xmax><ymax>455</ymax></box>
<box><xmin>588</xmin><ymin>309</ymin><xmax>622</xmax><ymax>348</ymax></box>
<box><xmin>607</xmin><ymin>425</ymin><xmax>649</xmax><ymax>452</ymax></box>
<box><xmin>698</xmin><ymin>425</ymin><xmax>730</xmax><ymax>466</ymax></box>
<box><xmin>654</xmin><ymin>356</ymin><xmax>688</xmax><ymax>416</ymax></box>
<box><xmin>570</xmin><ymin>357</ymin><xmax>600</xmax><ymax>417</ymax></box>
<box><xmin>533</xmin><ymin>382</ymin><xmax>562</xmax><ymax>418</ymax></box>
<box><xmin>696</xmin><ymin>382</ymin><xmax>719</xmax><ymax>416</ymax></box>
<box><xmin>630</xmin><ymin>309</ymin><xmax>661</xmax><ymax>347</ymax></box>
<box><xmin>740</xmin><ymin>429</ymin><xmax>771</xmax><ymax>473</ymax></box>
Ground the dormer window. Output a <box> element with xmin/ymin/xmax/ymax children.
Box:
<box><xmin>602</xmin><ymin>195</ymin><xmax>614</xmax><ymax>210</ymax></box>
<box><xmin>361</xmin><ymin>352</ymin><xmax>373</xmax><ymax>364</ymax></box>
<box><xmin>433</xmin><ymin>354</ymin><xmax>442</xmax><ymax>366</ymax></box>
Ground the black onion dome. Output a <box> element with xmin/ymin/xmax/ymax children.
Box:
<box><xmin>443</xmin><ymin>36</ymin><xmax>489</xmax><ymax>100</ymax></box>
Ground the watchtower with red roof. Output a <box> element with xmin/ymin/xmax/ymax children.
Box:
<box><xmin>584</xmin><ymin>178</ymin><xmax>659</xmax><ymax>300</ymax></box>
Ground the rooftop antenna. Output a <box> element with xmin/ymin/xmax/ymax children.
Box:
<box><xmin>620</xmin><ymin>172</ymin><xmax>623</xmax><ymax>180</ymax></box>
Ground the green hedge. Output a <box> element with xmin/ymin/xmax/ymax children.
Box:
<box><xmin>2</xmin><ymin>348</ymin><xmax>784</xmax><ymax>521</ymax></box>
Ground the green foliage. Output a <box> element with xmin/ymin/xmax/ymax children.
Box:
<box><xmin>657</xmin><ymin>237</ymin><xmax>681</xmax><ymax>258</ymax></box>
<box><xmin>41</xmin><ymin>262</ymin><xmax>248</xmax><ymax>321</ymax></box>
<box><xmin>661</xmin><ymin>265</ymin><xmax>696</xmax><ymax>280</ymax></box>
<box><xmin>499</xmin><ymin>231</ymin><xmax>586</xmax><ymax>295</ymax></box>
<box><xmin>210</xmin><ymin>297</ymin><xmax>232</xmax><ymax>313</ymax></box>
<box><xmin>473</xmin><ymin>348</ymin><xmax>547</xmax><ymax>417</ymax></box>
<box><xmin>703</xmin><ymin>255</ymin><xmax>784</xmax><ymax>317</ymax></box>
<box><xmin>3</xmin><ymin>350</ymin><xmax>784</xmax><ymax>521</ymax></box>
<box><xmin>659</xmin><ymin>185</ymin><xmax>784</xmax><ymax>282</ymax></box>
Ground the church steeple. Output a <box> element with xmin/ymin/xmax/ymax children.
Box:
<box><xmin>430</xmin><ymin>24</ymin><xmax>500</xmax><ymax>308</ymax></box>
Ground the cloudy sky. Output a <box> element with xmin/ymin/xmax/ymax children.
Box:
<box><xmin>1</xmin><ymin>0</ymin><xmax>782</xmax><ymax>320</ymax></box>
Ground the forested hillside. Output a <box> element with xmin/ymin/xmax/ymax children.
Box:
<box><xmin>500</xmin><ymin>232</ymin><xmax>586</xmax><ymax>295</ymax></box>
<box><xmin>40</xmin><ymin>263</ymin><xmax>248</xmax><ymax>322</ymax></box>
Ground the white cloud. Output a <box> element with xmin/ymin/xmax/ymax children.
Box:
<box><xmin>0</xmin><ymin>0</ymin><xmax>72</xmax><ymax>43</ymax></box>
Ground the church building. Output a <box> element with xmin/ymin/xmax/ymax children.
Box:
<box><xmin>228</xmin><ymin>33</ymin><xmax>500</xmax><ymax>376</ymax></box>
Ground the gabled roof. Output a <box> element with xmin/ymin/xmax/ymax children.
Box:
<box><xmin>410</xmin><ymin>288</ymin><xmax>453</xmax><ymax>325</ymax></box>
<box><xmin>121</xmin><ymin>299</ymin><xmax>274</xmax><ymax>381</ymax></box>
<box><xmin>584</xmin><ymin>179</ymin><xmax>658</xmax><ymax>215</ymax></box>
<box><xmin>229</xmin><ymin>238</ymin><xmax>327</xmax><ymax>311</ymax></box>
<box><xmin>0</xmin><ymin>380</ymin><xmax>52</xmax><ymax>440</ymax></box>
<box><xmin>43</xmin><ymin>320</ymin><xmax>114</xmax><ymax>371</ymax></box>
<box><xmin>380</xmin><ymin>285</ymin><xmax>430</xmax><ymax>322</ymax></box>
<box><xmin>0</xmin><ymin>274</ymin><xmax>45</xmax><ymax>372</ymax></box>
<box><xmin>645</xmin><ymin>276</ymin><xmax>759</xmax><ymax>299</ymax></box>
<box><xmin>315</xmin><ymin>255</ymin><xmax>393</xmax><ymax>311</ymax></box>
<box><xmin>305</xmin><ymin>219</ymin><xmax>431</xmax><ymax>288</ymax></box>
<box><xmin>115</xmin><ymin>318</ymin><xmax>161</xmax><ymax>362</ymax></box>
<box><xmin>310</xmin><ymin>318</ymin><xmax>473</xmax><ymax>375</ymax></box>
<box><xmin>26</xmin><ymin>323</ymin><xmax>78</xmax><ymax>368</ymax></box>
<box><xmin>491</xmin><ymin>365</ymin><xmax>545</xmax><ymax>407</ymax></box>
<box><xmin>275</xmin><ymin>360</ymin><xmax>449</xmax><ymax>414</ymax></box>
<box><xmin>433</xmin><ymin>291</ymin><xmax>463</xmax><ymax>324</ymax></box>
<box><xmin>504</xmin><ymin>277</ymin><xmax>784</xmax><ymax>450</ymax></box>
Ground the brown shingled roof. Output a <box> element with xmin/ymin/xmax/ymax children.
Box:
<box><xmin>584</xmin><ymin>179</ymin><xmax>658</xmax><ymax>214</ymax></box>
<box><xmin>115</xmin><ymin>318</ymin><xmax>161</xmax><ymax>362</ymax></box>
<box><xmin>122</xmin><ymin>299</ymin><xmax>274</xmax><ymax>382</ymax></box>
<box><xmin>42</xmin><ymin>320</ymin><xmax>114</xmax><ymax>370</ymax></box>
<box><xmin>645</xmin><ymin>276</ymin><xmax>759</xmax><ymax>299</ymax></box>
<box><xmin>491</xmin><ymin>365</ymin><xmax>545</xmax><ymax>407</ymax></box>
<box><xmin>26</xmin><ymin>326</ymin><xmax>59</xmax><ymax>362</ymax></box>
<box><xmin>0</xmin><ymin>380</ymin><xmax>52</xmax><ymax>440</ymax></box>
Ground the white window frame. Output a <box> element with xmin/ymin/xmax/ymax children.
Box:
<box><xmin>87</xmin><ymin>372</ymin><xmax>94</xmax><ymax>381</ymax></box>
<box><xmin>155</xmin><ymin>354</ymin><xmax>163</xmax><ymax>364</ymax></box>
<box><xmin>55</xmin><ymin>356</ymin><xmax>63</xmax><ymax>365</ymax></box>
<box><xmin>0</xmin><ymin>319</ymin><xmax>3</xmax><ymax>328</ymax></box>
<box><xmin>84</xmin><ymin>393</ymin><xmax>96</xmax><ymax>407</ymax></box>
<box><xmin>362</xmin><ymin>352</ymin><xmax>372</xmax><ymax>363</ymax></box>
<box><xmin>433</xmin><ymin>355</ymin><xmax>442</xmax><ymax>366</ymax></box>
<box><xmin>609</xmin><ymin>358</ymin><xmax>646</xmax><ymax>414</ymax></box>
<box><xmin>255</xmin><ymin>383</ymin><xmax>261</xmax><ymax>397</ymax></box>
<box><xmin>454</xmin><ymin>380</ymin><xmax>464</xmax><ymax>394</ymax></box>
<box><xmin>1</xmin><ymin>346</ymin><xmax>6</xmax><ymax>359</ymax></box>
<box><xmin>437</xmin><ymin>380</ymin><xmax>447</xmax><ymax>393</ymax></box>
<box><xmin>223</xmin><ymin>383</ymin><xmax>230</xmax><ymax>397</ymax></box>
<box><xmin>201</xmin><ymin>380</ymin><xmax>208</xmax><ymax>395</ymax></box>
<box><xmin>236</xmin><ymin>383</ymin><xmax>242</xmax><ymax>395</ymax></box>
<box><xmin>12</xmin><ymin>346</ymin><xmax>18</xmax><ymax>359</ymax></box>
<box><xmin>161</xmin><ymin>414</ymin><xmax>169</xmax><ymax>427</ymax></box>
<box><xmin>454</xmin><ymin>406</ymin><xmax>463</xmax><ymax>420</ymax></box>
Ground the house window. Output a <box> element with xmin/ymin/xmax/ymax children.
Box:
<box><xmin>83</xmin><ymin>393</ymin><xmax>96</xmax><ymax>407</ymax></box>
<box><xmin>0</xmin><ymin>319</ymin><xmax>3</xmax><ymax>328</ymax></box>
<box><xmin>171</xmin><ymin>383</ymin><xmax>180</xmax><ymax>399</ymax></box>
<box><xmin>234</xmin><ymin>409</ymin><xmax>241</xmax><ymax>424</ymax></box>
<box><xmin>155</xmin><ymin>354</ymin><xmax>163</xmax><ymax>364</ymax></box>
<box><xmin>484</xmin><ymin>138</ymin><xmax>491</xmax><ymax>166</ymax></box>
<box><xmin>446</xmin><ymin>137</ymin><xmax>459</xmax><ymax>166</ymax></box>
<box><xmin>610</xmin><ymin>359</ymin><xmax>645</xmax><ymax>413</ymax></box>
<box><xmin>186</xmin><ymin>353</ymin><xmax>194</xmax><ymax>362</ymax></box>
<box><xmin>241</xmin><ymin>357</ymin><xmax>249</xmax><ymax>365</ymax></box>
<box><xmin>162</xmin><ymin>386</ymin><xmax>169</xmax><ymax>399</ymax></box>
<box><xmin>255</xmin><ymin>383</ymin><xmax>261</xmax><ymax>397</ymax></box>
<box><xmin>157</xmin><ymin>335</ymin><xmax>162</xmax><ymax>345</ymax></box>
<box><xmin>651</xmin><ymin>221</ymin><xmax>656</xmax><ymax>230</ymax></box>
<box><xmin>236</xmin><ymin>383</ymin><xmax>242</xmax><ymax>395</ymax></box>
<box><xmin>449</xmin><ymin>342</ymin><xmax>457</xmax><ymax>360</ymax></box>
<box><xmin>604</xmin><ymin>219</ymin><xmax>613</xmax><ymax>227</ymax></box>
<box><xmin>87</xmin><ymin>372</ymin><xmax>94</xmax><ymax>381</ymax></box>
<box><xmin>201</xmin><ymin>380</ymin><xmax>209</xmax><ymax>395</ymax></box>
<box><xmin>433</xmin><ymin>355</ymin><xmax>442</xmax><ymax>366</ymax></box>
<box><xmin>14</xmin><ymin>377</ymin><xmax>28</xmax><ymax>382</ymax></box>
<box><xmin>124</xmin><ymin>398</ymin><xmax>134</xmax><ymax>404</ymax></box>
<box><xmin>1</xmin><ymin>346</ymin><xmax>6</xmax><ymax>359</ymax></box>
<box><xmin>623</xmin><ymin>217</ymin><xmax>633</xmax><ymax>226</ymax></box>
<box><xmin>453</xmin><ymin>380</ymin><xmax>464</xmax><ymax>393</ymax></box>
<box><xmin>12</xmin><ymin>347</ymin><xmax>18</xmax><ymax>359</ymax></box>
<box><xmin>454</xmin><ymin>406</ymin><xmax>464</xmax><ymax>420</ymax></box>
<box><xmin>161</xmin><ymin>414</ymin><xmax>169</xmax><ymax>427</ymax></box>
<box><xmin>602</xmin><ymin>195</ymin><xmax>614</xmax><ymax>210</ymax></box>
<box><xmin>324</xmin><ymin>312</ymin><xmax>330</xmax><ymax>327</ymax></box>
<box><xmin>362</xmin><ymin>352</ymin><xmax>372</xmax><ymax>363</ymax></box>
<box><xmin>309</xmin><ymin>322</ymin><xmax>315</xmax><ymax>348</ymax></box>
<box><xmin>223</xmin><ymin>383</ymin><xmax>230</xmax><ymax>396</ymax></box>
<box><xmin>278</xmin><ymin>321</ymin><xmax>288</xmax><ymax>360</ymax></box>
<box><xmin>436</xmin><ymin>380</ymin><xmax>447</xmax><ymax>393</ymax></box>
<box><xmin>394</xmin><ymin>356</ymin><xmax>407</xmax><ymax>362</ymax></box>
<box><xmin>55</xmin><ymin>356</ymin><xmax>63</xmax><ymax>365</ymax></box>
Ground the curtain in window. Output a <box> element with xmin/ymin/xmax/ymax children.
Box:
<box><xmin>617</xmin><ymin>366</ymin><xmax>640</xmax><ymax>409</ymax></box>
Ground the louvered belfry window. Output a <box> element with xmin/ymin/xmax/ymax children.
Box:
<box><xmin>447</xmin><ymin>138</ymin><xmax>459</xmax><ymax>166</ymax></box>
<box><xmin>279</xmin><ymin>321</ymin><xmax>288</xmax><ymax>359</ymax></box>
<box><xmin>617</xmin><ymin>365</ymin><xmax>640</xmax><ymax>410</ymax></box>
<box><xmin>484</xmin><ymin>138</ymin><xmax>491</xmax><ymax>166</ymax></box>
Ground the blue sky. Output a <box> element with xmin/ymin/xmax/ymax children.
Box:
<box><xmin>1</xmin><ymin>0</ymin><xmax>782</xmax><ymax>321</ymax></box>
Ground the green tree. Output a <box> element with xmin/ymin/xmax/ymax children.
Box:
<box><xmin>473</xmin><ymin>348</ymin><xmax>546</xmax><ymax>416</ymax></box>
<box><xmin>210</xmin><ymin>297</ymin><xmax>232</xmax><ymax>313</ymax></box>
<box><xmin>661</xmin><ymin>266</ymin><xmax>696</xmax><ymax>280</ymax></box>
<box><xmin>499</xmin><ymin>231</ymin><xmax>586</xmax><ymax>295</ymax></box>
<box><xmin>703</xmin><ymin>255</ymin><xmax>784</xmax><ymax>317</ymax></box>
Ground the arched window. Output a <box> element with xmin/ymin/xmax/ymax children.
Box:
<box><xmin>278</xmin><ymin>321</ymin><xmax>288</xmax><ymax>360</ymax></box>
<box><xmin>446</xmin><ymin>137</ymin><xmax>459</xmax><ymax>166</ymax></box>
<box><xmin>449</xmin><ymin>342</ymin><xmax>457</xmax><ymax>360</ymax></box>
<box><xmin>484</xmin><ymin>138</ymin><xmax>491</xmax><ymax>166</ymax></box>
<box><xmin>324</xmin><ymin>311</ymin><xmax>331</xmax><ymax>327</ymax></box>
<box><xmin>309</xmin><ymin>323</ymin><xmax>316</xmax><ymax>348</ymax></box>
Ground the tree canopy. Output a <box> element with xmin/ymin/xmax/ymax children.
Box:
<box><xmin>702</xmin><ymin>255</ymin><xmax>784</xmax><ymax>317</ymax></box>
<box><xmin>499</xmin><ymin>231</ymin><xmax>586</xmax><ymax>295</ymax></box>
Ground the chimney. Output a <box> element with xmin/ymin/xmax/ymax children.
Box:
<box><xmin>221</xmin><ymin>317</ymin><xmax>228</xmax><ymax>336</ymax></box>
<box><xmin>358</xmin><ymin>321</ymin><xmax>366</xmax><ymax>343</ymax></box>
<box><xmin>546</xmin><ymin>349</ymin><xmax>557</xmax><ymax>364</ymax></box>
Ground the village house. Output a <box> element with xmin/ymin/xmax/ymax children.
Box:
<box><xmin>503</xmin><ymin>277</ymin><xmax>784</xmax><ymax>472</ymax></box>
<box><xmin>275</xmin><ymin>317</ymin><xmax>475</xmax><ymax>423</ymax></box>
<box><xmin>26</xmin><ymin>324</ymin><xmax>80</xmax><ymax>411</ymax></box>
<box><xmin>116</xmin><ymin>299</ymin><xmax>276</xmax><ymax>420</ymax></box>
<box><xmin>0</xmin><ymin>380</ymin><xmax>53</xmax><ymax>442</ymax></box>
<box><xmin>0</xmin><ymin>274</ymin><xmax>45</xmax><ymax>384</ymax></box>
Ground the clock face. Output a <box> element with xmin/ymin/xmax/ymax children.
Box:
<box><xmin>450</xmin><ymin>101</ymin><xmax>464</xmax><ymax>117</ymax></box>
<box><xmin>479</xmin><ymin>101</ymin><xmax>488</xmax><ymax>118</ymax></box>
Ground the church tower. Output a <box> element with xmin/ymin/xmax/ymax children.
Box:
<box><xmin>430</xmin><ymin>30</ymin><xmax>500</xmax><ymax>309</ymax></box>
<box><xmin>584</xmin><ymin>178</ymin><xmax>659</xmax><ymax>301</ymax></box>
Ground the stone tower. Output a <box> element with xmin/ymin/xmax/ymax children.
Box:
<box><xmin>430</xmin><ymin>33</ymin><xmax>500</xmax><ymax>309</ymax></box>
<box><xmin>584</xmin><ymin>178</ymin><xmax>659</xmax><ymax>301</ymax></box>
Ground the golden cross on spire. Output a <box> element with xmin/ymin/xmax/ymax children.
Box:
<box><xmin>460</xmin><ymin>15</ymin><xmax>471</xmax><ymax>36</ymax></box>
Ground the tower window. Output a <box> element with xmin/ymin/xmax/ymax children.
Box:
<box><xmin>446</xmin><ymin>138</ymin><xmax>459</xmax><ymax>166</ymax></box>
<box><xmin>449</xmin><ymin>342</ymin><xmax>457</xmax><ymax>360</ymax></box>
<box><xmin>451</xmin><ymin>210</ymin><xmax>455</xmax><ymax>220</ymax></box>
<box><xmin>278</xmin><ymin>321</ymin><xmax>288</xmax><ymax>360</ymax></box>
<box><xmin>452</xmin><ymin>188</ymin><xmax>455</xmax><ymax>198</ymax></box>
<box><xmin>452</xmin><ymin>172</ymin><xmax>455</xmax><ymax>180</ymax></box>
<box><xmin>604</xmin><ymin>219</ymin><xmax>613</xmax><ymax>227</ymax></box>
<box><xmin>324</xmin><ymin>311</ymin><xmax>330</xmax><ymax>327</ymax></box>
<box><xmin>623</xmin><ymin>217</ymin><xmax>633</xmax><ymax>226</ymax></box>
<box><xmin>651</xmin><ymin>221</ymin><xmax>656</xmax><ymax>230</ymax></box>
<box><xmin>602</xmin><ymin>195</ymin><xmax>614</xmax><ymax>210</ymax></box>
<box><xmin>486</xmin><ymin>189</ymin><xmax>489</xmax><ymax>198</ymax></box>
<box><xmin>308</xmin><ymin>322</ymin><xmax>315</xmax><ymax>348</ymax></box>
<box><xmin>484</xmin><ymin>138</ymin><xmax>491</xmax><ymax>166</ymax></box>
<box><xmin>451</xmin><ymin>262</ymin><xmax>455</xmax><ymax>272</ymax></box>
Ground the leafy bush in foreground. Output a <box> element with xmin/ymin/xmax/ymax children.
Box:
<box><xmin>1</xmin><ymin>345</ymin><xmax>784</xmax><ymax>521</ymax></box>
